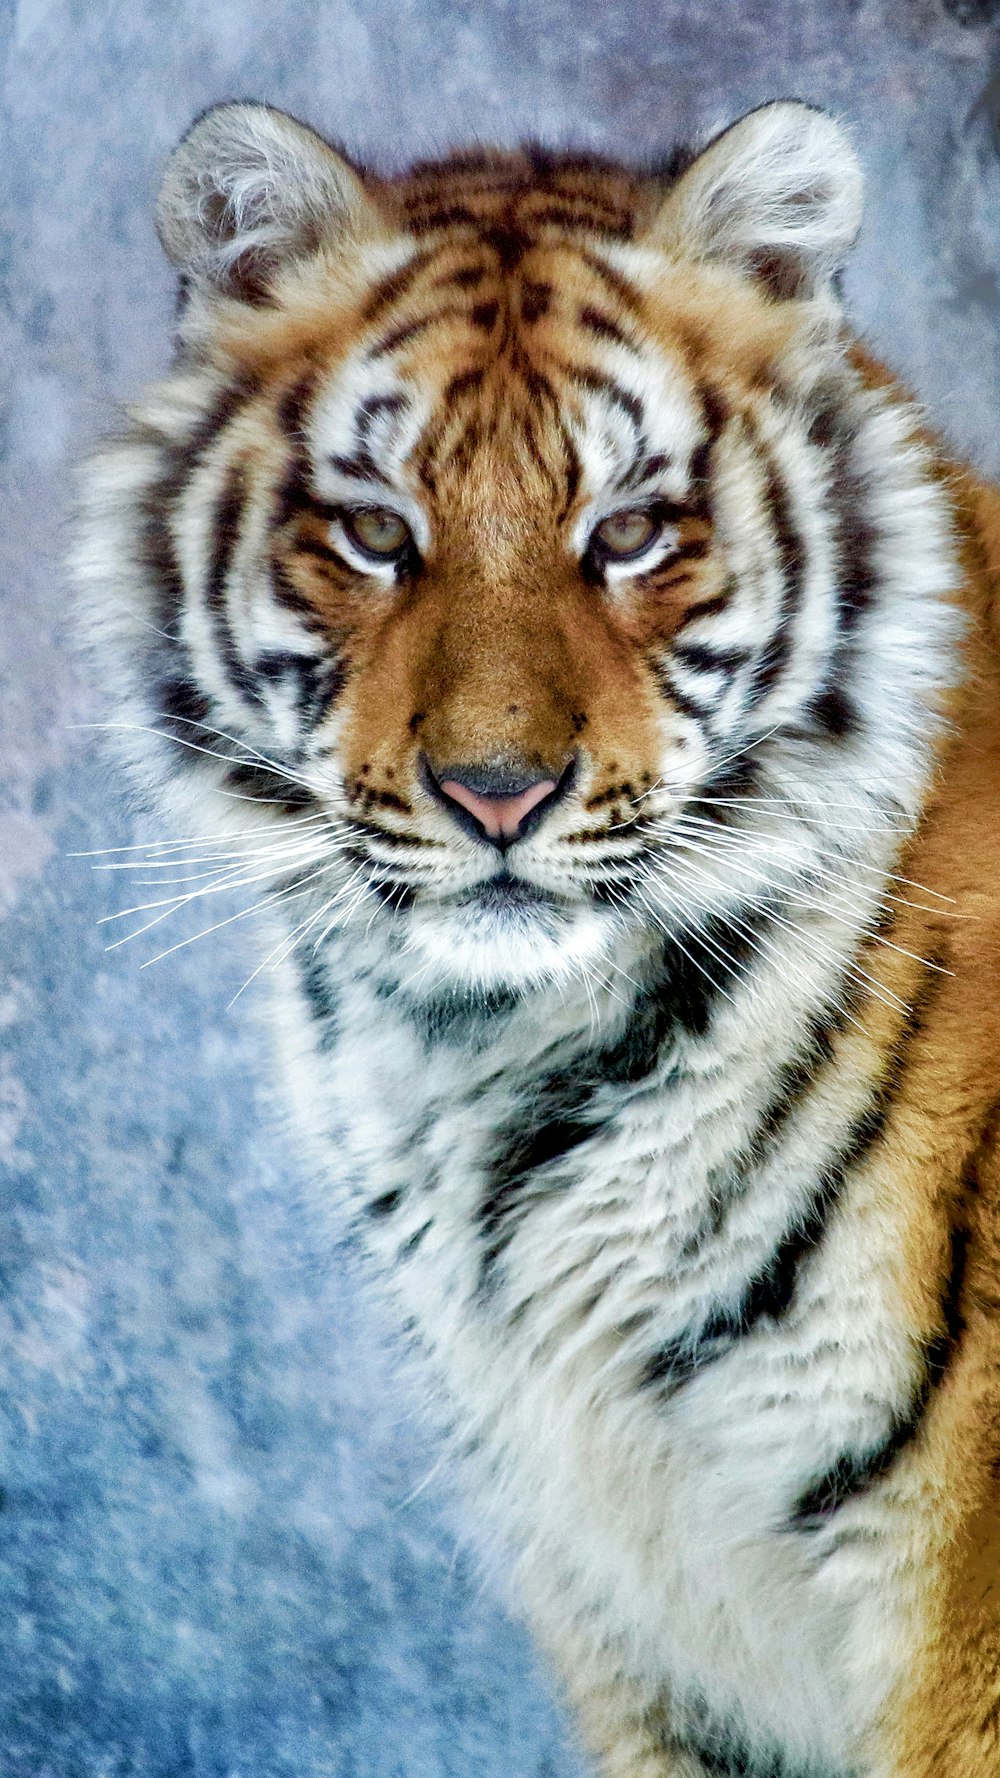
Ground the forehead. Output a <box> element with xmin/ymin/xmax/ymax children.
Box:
<box><xmin>305</xmin><ymin>152</ymin><xmax>717</xmax><ymax>512</ymax></box>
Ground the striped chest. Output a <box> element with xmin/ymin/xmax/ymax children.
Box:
<box><xmin>275</xmin><ymin>912</ymin><xmax>948</xmax><ymax>1778</ymax></box>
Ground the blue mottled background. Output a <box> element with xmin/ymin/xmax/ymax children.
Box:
<box><xmin>2</xmin><ymin>2</ymin><xmax>999</xmax><ymax>1772</ymax></box>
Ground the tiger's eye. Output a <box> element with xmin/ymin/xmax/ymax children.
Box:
<box><xmin>342</xmin><ymin>507</ymin><xmax>413</xmax><ymax>560</ymax></box>
<box><xmin>592</xmin><ymin>509</ymin><xmax>659</xmax><ymax>561</ymax></box>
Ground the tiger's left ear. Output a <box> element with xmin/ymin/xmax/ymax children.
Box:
<box><xmin>651</xmin><ymin>101</ymin><xmax>863</xmax><ymax>300</ymax></box>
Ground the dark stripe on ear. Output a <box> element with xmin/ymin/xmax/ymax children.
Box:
<box><xmin>205</xmin><ymin>461</ymin><xmax>263</xmax><ymax>708</ymax></box>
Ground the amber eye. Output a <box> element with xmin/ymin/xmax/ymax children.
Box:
<box><xmin>341</xmin><ymin>507</ymin><xmax>414</xmax><ymax>562</ymax></box>
<box><xmin>590</xmin><ymin>508</ymin><xmax>660</xmax><ymax>562</ymax></box>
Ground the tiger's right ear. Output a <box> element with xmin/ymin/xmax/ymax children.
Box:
<box><xmin>156</xmin><ymin>102</ymin><xmax>374</xmax><ymax>302</ymax></box>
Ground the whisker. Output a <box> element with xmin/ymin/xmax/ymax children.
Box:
<box><xmin>80</xmin><ymin>718</ymin><xmax>320</xmax><ymax>797</ymax></box>
<box><xmin>646</xmin><ymin>844</ymin><xmax>911</xmax><ymax>1017</ymax></box>
<box><xmin>70</xmin><ymin>810</ymin><xmax>333</xmax><ymax>859</ymax></box>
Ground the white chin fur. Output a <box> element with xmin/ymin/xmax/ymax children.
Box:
<box><xmin>397</xmin><ymin>896</ymin><xmax>619</xmax><ymax>994</ymax></box>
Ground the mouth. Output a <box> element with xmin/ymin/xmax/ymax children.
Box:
<box><xmin>461</xmin><ymin>874</ymin><xmax>560</xmax><ymax>915</ymax></box>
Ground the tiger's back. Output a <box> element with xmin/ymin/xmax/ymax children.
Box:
<box><xmin>74</xmin><ymin>99</ymin><xmax>1000</xmax><ymax>1777</ymax></box>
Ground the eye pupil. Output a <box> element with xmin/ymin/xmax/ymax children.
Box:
<box><xmin>344</xmin><ymin>507</ymin><xmax>412</xmax><ymax>558</ymax></box>
<box><xmin>593</xmin><ymin>508</ymin><xmax>658</xmax><ymax>560</ymax></box>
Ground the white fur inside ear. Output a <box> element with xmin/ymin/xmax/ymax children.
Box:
<box><xmin>655</xmin><ymin>101</ymin><xmax>864</xmax><ymax>298</ymax></box>
<box><xmin>157</xmin><ymin>102</ymin><xmax>371</xmax><ymax>296</ymax></box>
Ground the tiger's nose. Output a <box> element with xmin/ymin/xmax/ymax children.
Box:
<box><xmin>423</xmin><ymin>758</ymin><xmax>573</xmax><ymax>846</ymax></box>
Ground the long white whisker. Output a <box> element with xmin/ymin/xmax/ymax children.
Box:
<box><xmin>79</xmin><ymin>719</ymin><xmax>320</xmax><ymax>796</ymax></box>
<box><xmin>662</xmin><ymin>823</ymin><xmax>953</xmax><ymax>980</ymax></box>
<box><xmin>648</xmin><ymin>844</ymin><xmax>911</xmax><ymax>1016</ymax></box>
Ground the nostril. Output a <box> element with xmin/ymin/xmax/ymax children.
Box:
<box><xmin>439</xmin><ymin>777</ymin><xmax>557</xmax><ymax>840</ymax></box>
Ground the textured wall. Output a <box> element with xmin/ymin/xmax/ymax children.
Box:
<box><xmin>2</xmin><ymin>2</ymin><xmax>999</xmax><ymax>1772</ymax></box>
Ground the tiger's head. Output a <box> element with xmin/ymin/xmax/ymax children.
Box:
<box><xmin>77</xmin><ymin>100</ymin><xmax>956</xmax><ymax>1000</ymax></box>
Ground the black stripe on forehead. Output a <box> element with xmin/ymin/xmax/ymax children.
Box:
<box><xmin>327</xmin><ymin>391</ymin><xmax>409</xmax><ymax>490</ymax></box>
<box><xmin>566</xmin><ymin>364</ymin><xmax>644</xmax><ymax>431</ymax></box>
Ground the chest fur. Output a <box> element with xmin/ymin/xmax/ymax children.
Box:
<box><xmin>274</xmin><ymin>947</ymin><xmax>924</xmax><ymax>1775</ymax></box>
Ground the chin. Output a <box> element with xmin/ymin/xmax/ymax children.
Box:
<box><xmin>394</xmin><ymin>882</ymin><xmax>623</xmax><ymax>997</ymax></box>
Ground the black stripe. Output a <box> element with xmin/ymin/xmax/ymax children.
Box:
<box><xmin>750</xmin><ymin>446</ymin><xmax>808</xmax><ymax>704</ymax></box>
<box><xmin>641</xmin><ymin>955</ymin><xmax>947</xmax><ymax>1401</ymax></box>
<box><xmin>221</xmin><ymin>760</ymin><xmax>314</xmax><ymax>811</ymax></box>
<box><xmin>205</xmin><ymin>462</ymin><xmax>262</xmax><ymax>707</ymax></box>
<box><xmin>802</xmin><ymin>684</ymin><xmax>861</xmax><ymax>740</ymax></box>
<box><xmin>327</xmin><ymin>453</ymin><xmax>393</xmax><ymax>488</ymax></box>
<box><xmin>792</xmin><ymin>1218</ymin><xmax>969</xmax><ymax>1526</ymax></box>
<box><xmin>813</xmin><ymin>406</ymin><xmax>881</xmax><ymax>632</ymax></box>
<box><xmin>478</xmin><ymin>917</ymin><xmax>767</xmax><ymax>1291</ymax></box>
<box><xmin>356</xmin><ymin>392</ymin><xmax>407</xmax><ymax>438</ymax></box>
<box><xmin>686</xmin><ymin>385</ymin><xmax>730</xmax><ymax>506</ymax></box>
<box><xmin>650</xmin><ymin>658</ymin><xmax>714</xmax><ymax>725</ymax></box>
<box><xmin>520</xmin><ymin>413</ymin><xmax>561</xmax><ymax>503</ymax></box>
<box><xmin>277</xmin><ymin>372</ymin><xmax>317</xmax><ymax>445</ymax></box>
<box><xmin>368</xmin><ymin>314</ymin><xmax>438</xmax><ymax>356</ymax></box>
<box><xmin>358</xmin><ymin>252</ymin><xmax>434</xmax><ymax>322</ymax></box>
<box><xmin>252</xmin><ymin>650</ymin><xmax>347</xmax><ymax>725</ymax></box>
<box><xmin>268</xmin><ymin>560</ymin><xmax>324</xmax><ymax>630</ymax></box>
<box><xmin>556</xmin><ymin>416</ymin><xmax>582</xmax><ymax>522</ymax></box>
<box><xmin>577</xmin><ymin>249</ymin><xmax>646</xmax><ymax>317</ymax></box>
<box><xmin>793</xmin><ymin>1083</ymin><xmax>975</xmax><ymax>1529</ymax></box>
<box><xmin>140</xmin><ymin>377</ymin><xmax>259</xmax><ymax>637</ymax></box>
<box><xmin>577</xmin><ymin>307</ymin><xmax>634</xmax><ymax>347</ymax></box>
<box><xmin>674</xmin><ymin>577</ymin><xmax>738</xmax><ymax>629</ymax></box>
<box><xmin>129</xmin><ymin>387</ymin><xmax>236</xmax><ymax>764</ymax></box>
<box><xmin>638</xmin><ymin>1117</ymin><xmax>869</xmax><ymax>1398</ymax></box>
<box><xmin>747</xmin><ymin>1009</ymin><xmax>843</xmax><ymax>1155</ymax></box>
<box><xmin>675</xmin><ymin>1703</ymin><xmax>836</xmax><ymax>1778</ymax></box>
<box><xmin>673</xmin><ymin>642</ymin><xmax>752</xmax><ymax>677</ymax></box>
<box><xmin>296</xmin><ymin>951</ymin><xmax>338</xmax><ymax>1049</ymax></box>
<box><xmin>566</xmin><ymin>365</ymin><xmax>644</xmax><ymax>432</ymax></box>
<box><xmin>397</xmin><ymin>1220</ymin><xmax>433</xmax><ymax>1260</ymax></box>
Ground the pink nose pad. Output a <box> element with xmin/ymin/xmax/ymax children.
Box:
<box><xmin>439</xmin><ymin>777</ymin><xmax>558</xmax><ymax>840</ymax></box>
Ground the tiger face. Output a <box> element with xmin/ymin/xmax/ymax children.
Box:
<box><xmin>81</xmin><ymin>101</ymin><xmax>950</xmax><ymax>997</ymax></box>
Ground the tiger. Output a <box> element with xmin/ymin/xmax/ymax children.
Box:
<box><xmin>72</xmin><ymin>95</ymin><xmax>1000</xmax><ymax>1777</ymax></box>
